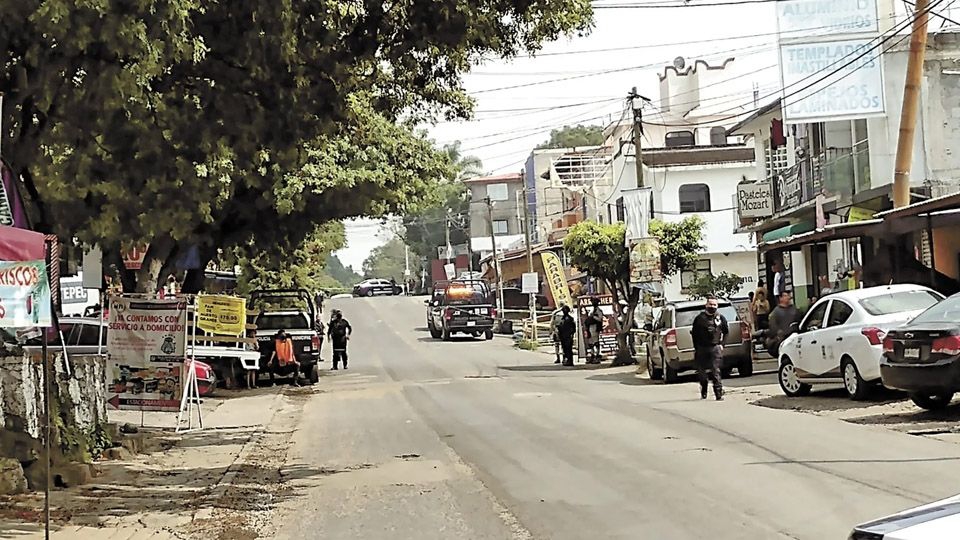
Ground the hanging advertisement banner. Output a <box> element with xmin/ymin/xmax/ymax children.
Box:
<box><xmin>779</xmin><ymin>38</ymin><xmax>885</xmax><ymax>123</ymax></box>
<box><xmin>776</xmin><ymin>0</ymin><xmax>879</xmax><ymax>36</ymax></box>
<box><xmin>0</xmin><ymin>260</ymin><xmax>52</xmax><ymax>328</ymax></box>
<box><xmin>0</xmin><ymin>161</ymin><xmax>30</xmax><ymax>229</ymax></box>
<box><xmin>577</xmin><ymin>295</ymin><xmax>618</xmax><ymax>359</ymax></box>
<box><xmin>622</xmin><ymin>187</ymin><xmax>652</xmax><ymax>247</ymax></box>
<box><xmin>106</xmin><ymin>297</ymin><xmax>188</xmax><ymax>412</ymax></box>
<box><xmin>197</xmin><ymin>295</ymin><xmax>246</xmax><ymax>336</ymax></box>
<box><xmin>540</xmin><ymin>251</ymin><xmax>574</xmax><ymax>308</ymax></box>
<box><xmin>629</xmin><ymin>238</ymin><xmax>662</xmax><ymax>286</ymax></box>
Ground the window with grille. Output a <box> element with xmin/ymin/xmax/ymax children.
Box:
<box><xmin>765</xmin><ymin>144</ymin><xmax>788</xmax><ymax>179</ymax></box>
<box><xmin>679</xmin><ymin>184</ymin><xmax>711</xmax><ymax>213</ymax></box>
<box><xmin>616</xmin><ymin>197</ymin><xmax>625</xmax><ymax>222</ymax></box>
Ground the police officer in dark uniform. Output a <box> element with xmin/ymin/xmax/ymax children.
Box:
<box><xmin>690</xmin><ymin>295</ymin><xmax>729</xmax><ymax>401</ymax></box>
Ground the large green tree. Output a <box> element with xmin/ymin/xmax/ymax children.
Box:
<box><xmin>649</xmin><ymin>216</ymin><xmax>706</xmax><ymax>277</ymax></box>
<box><xmin>536</xmin><ymin>124</ymin><xmax>605</xmax><ymax>149</ymax></box>
<box><xmin>403</xmin><ymin>181</ymin><xmax>472</xmax><ymax>264</ymax></box>
<box><xmin>1</xmin><ymin>1</ymin><xmax>594</xmax><ymax>293</ymax></box>
<box><xmin>563</xmin><ymin>221</ymin><xmax>638</xmax><ymax>366</ymax></box>
<box><xmin>325</xmin><ymin>254</ymin><xmax>362</xmax><ymax>288</ymax></box>
<box><xmin>362</xmin><ymin>237</ymin><xmax>422</xmax><ymax>283</ymax></box>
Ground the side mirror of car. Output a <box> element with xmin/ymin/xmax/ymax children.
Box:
<box><xmin>789</xmin><ymin>321</ymin><xmax>800</xmax><ymax>334</ymax></box>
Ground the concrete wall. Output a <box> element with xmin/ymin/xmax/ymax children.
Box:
<box><xmin>0</xmin><ymin>352</ymin><xmax>109</xmax><ymax>491</ymax></box>
<box><xmin>661</xmin><ymin>251</ymin><xmax>758</xmax><ymax>301</ymax></box>
<box><xmin>468</xmin><ymin>181</ymin><xmax>524</xmax><ymax>239</ymax></box>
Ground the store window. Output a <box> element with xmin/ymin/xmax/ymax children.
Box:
<box><xmin>679</xmin><ymin>184</ymin><xmax>711</xmax><ymax>213</ymax></box>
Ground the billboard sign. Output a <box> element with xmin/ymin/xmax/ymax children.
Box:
<box><xmin>577</xmin><ymin>295</ymin><xmax>618</xmax><ymax>359</ymax></box>
<box><xmin>737</xmin><ymin>182</ymin><xmax>774</xmax><ymax>218</ymax></box>
<box><xmin>776</xmin><ymin>0</ymin><xmax>879</xmax><ymax>36</ymax></box>
<box><xmin>629</xmin><ymin>238</ymin><xmax>662</xmax><ymax>286</ymax></box>
<box><xmin>106</xmin><ymin>297</ymin><xmax>188</xmax><ymax>412</ymax></box>
<box><xmin>0</xmin><ymin>260</ymin><xmax>52</xmax><ymax>328</ymax></box>
<box><xmin>197</xmin><ymin>295</ymin><xmax>246</xmax><ymax>336</ymax></box>
<box><xmin>780</xmin><ymin>39</ymin><xmax>885</xmax><ymax>123</ymax></box>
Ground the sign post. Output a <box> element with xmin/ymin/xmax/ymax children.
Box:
<box><xmin>522</xmin><ymin>272</ymin><xmax>539</xmax><ymax>341</ymax></box>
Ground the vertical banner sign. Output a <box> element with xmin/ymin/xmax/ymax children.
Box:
<box><xmin>0</xmin><ymin>260</ymin><xmax>53</xmax><ymax>327</ymax></box>
<box><xmin>0</xmin><ymin>161</ymin><xmax>30</xmax><ymax>228</ymax></box>
<box><xmin>540</xmin><ymin>251</ymin><xmax>574</xmax><ymax>308</ymax></box>
<box><xmin>106</xmin><ymin>298</ymin><xmax>187</xmax><ymax>411</ymax></box>
<box><xmin>196</xmin><ymin>295</ymin><xmax>246</xmax><ymax>335</ymax></box>
<box><xmin>622</xmin><ymin>188</ymin><xmax>652</xmax><ymax>247</ymax></box>
<box><xmin>577</xmin><ymin>295</ymin><xmax>618</xmax><ymax>359</ymax></box>
<box><xmin>629</xmin><ymin>238</ymin><xmax>662</xmax><ymax>286</ymax></box>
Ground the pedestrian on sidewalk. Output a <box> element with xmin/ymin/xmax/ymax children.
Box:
<box><xmin>585</xmin><ymin>297</ymin><xmax>604</xmax><ymax>364</ymax></box>
<box><xmin>327</xmin><ymin>309</ymin><xmax>353</xmax><ymax>370</ymax></box>
<box><xmin>766</xmin><ymin>291</ymin><xmax>800</xmax><ymax>356</ymax></box>
<box><xmin>269</xmin><ymin>329</ymin><xmax>301</xmax><ymax>387</ymax></box>
<box><xmin>549</xmin><ymin>302</ymin><xmax>567</xmax><ymax>364</ymax></box>
<box><xmin>690</xmin><ymin>295</ymin><xmax>728</xmax><ymax>401</ymax></box>
<box><xmin>556</xmin><ymin>305</ymin><xmax>577</xmax><ymax>367</ymax></box>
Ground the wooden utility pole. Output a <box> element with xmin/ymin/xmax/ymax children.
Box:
<box><xmin>627</xmin><ymin>87</ymin><xmax>650</xmax><ymax>189</ymax></box>
<box><xmin>521</xmin><ymin>172</ymin><xmax>537</xmax><ymax>342</ymax></box>
<box><xmin>485</xmin><ymin>197</ymin><xmax>502</xmax><ymax>311</ymax></box>
<box><xmin>893</xmin><ymin>0</ymin><xmax>931</xmax><ymax>208</ymax></box>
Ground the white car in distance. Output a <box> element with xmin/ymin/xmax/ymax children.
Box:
<box><xmin>777</xmin><ymin>284</ymin><xmax>944</xmax><ymax>400</ymax></box>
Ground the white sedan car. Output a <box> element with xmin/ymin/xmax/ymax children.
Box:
<box><xmin>850</xmin><ymin>493</ymin><xmax>960</xmax><ymax>539</ymax></box>
<box><xmin>777</xmin><ymin>284</ymin><xmax>944</xmax><ymax>400</ymax></box>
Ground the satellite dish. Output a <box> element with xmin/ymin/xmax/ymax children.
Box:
<box><xmin>673</xmin><ymin>56</ymin><xmax>686</xmax><ymax>70</ymax></box>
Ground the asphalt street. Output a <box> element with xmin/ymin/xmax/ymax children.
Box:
<box><xmin>271</xmin><ymin>296</ymin><xmax>960</xmax><ymax>539</ymax></box>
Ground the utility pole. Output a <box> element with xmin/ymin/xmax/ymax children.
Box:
<box><xmin>485</xmin><ymin>197</ymin><xmax>502</xmax><ymax>312</ymax></box>
<box><xmin>521</xmin><ymin>172</ymin><xmax>537</xmax><ymax>342</ymax></box>
<box><xmin>444</xmin><ymin>208</ymin><xmax>452</xmax><ymax>264</ymax></box>
<box><xmin>893</xmin><ymin>0</ymin><xmax>931</xmax><ymax>208</ymax></box>
<box><xmin>627</xmin><ymin>87</ymin><xmax>651</xmax><ymax>189</ymax></box>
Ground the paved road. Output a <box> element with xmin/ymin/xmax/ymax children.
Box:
<box><xmin>272</xmin><ymin>296</ymin><xmax>960</xmax><ymax>539</ymax></box>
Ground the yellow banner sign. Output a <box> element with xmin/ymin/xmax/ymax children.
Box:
<box><xmin>197</xmin><ymin>295</ymin><xmax>246</xmax><ymax>336</ymax></box>
<box><xmin>540</xmin><ymin>251</ymin><xmax>574</xmax><ymax>308</ymax></box>
<box><xmin>847</xmin><ymin>206</ymin><xmax>874</xmax><ymax>223</ymax></box>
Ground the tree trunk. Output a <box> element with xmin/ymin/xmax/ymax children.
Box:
<box><xmin>181</xmin><ymin>245</ymin><xmax>219</xmax><ymax>294</ymax></box>
<box><xmin>611</xmin><ymin>283</ymin><xmax>640</xmax><ymax>367</ymax></box>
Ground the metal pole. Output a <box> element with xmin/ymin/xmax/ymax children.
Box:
<box><xmin>445</xmin><ymin>209</ymin><xmax>452</xmax><ymax>264</ymax></box>
<box><xmin>42</xmin><ymin>243</ymin><xmax>51</xmax><ymax>540</ymax></box>
<box><xmin>486</xmin><ymin>197</ymin><xmax>501</xmax><ymax>312</ymax></box>
<box><xmin>892</xmin><ymin>0</ymin><xmax>931</xmax><ymax>208</ymax></box>
<box><xmin>521</xmin><ymin>175</ymin><xmax>537</xmax><ymax>342</ymax></box>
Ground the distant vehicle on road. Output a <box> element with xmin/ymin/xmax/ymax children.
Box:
<box><xmin>777</xmin><ymin>284</ymin><xmax>943</xmax><ymax>401</ymax></box>
<box><xmin>353</xmin><ymin>278</ymin><xmax>402</xmax><ymax>297</ymax></box>
<box><xmin>644</xmin><ymin>299</ymin><xmax>752</xmax><ymax>383</ymax></box>
<box><xmin>850</xmin><ymin>493</ymin><xmax>960</xmax><ymax>539</ymax></box>
<box><xmin>426</xmin><ymin>280</ymin><xmax>495</xmax><ymax>341</ymax></box>
<box><xmin>881</xmin><ymin>292</ymin><xmax>960</xmax><ymax>410</ymax></box>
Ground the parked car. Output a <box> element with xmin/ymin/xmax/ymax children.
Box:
<box><xmin>777</xmin><ymin>284</ymin><xmax>944</xmax><ymax>400</ymax></box>
<box><xmin>250</xmin><ymin>289</ymin><xmax>322</xmax><ymax>384</ymax></box>
<box><xmin>426</xmin><ymin>280</ymin><xmax>495</xmax><ymax>341</ymax></box>
<box><xmin>849</xmin><ymin>493</ymin><xmax>960</xmax><ymax>539</ymax></box>
<box><xmin>645</xmin><ymin>300</ymin><xmax>752</xmax><ymax>383</ymax></box>
<box><xmin>353</xmin><ymin>278</ymin><xmax>402</xmax><ymax>297</ymax></box>
<box><xmin>881</xmin><ymin>292</ymin><xmax>960</xmax><ymax>410</ymax></box>
<box><xmin>499</xmin><ymin>287</ymin><xmax>549</xmax><ymax>311</ymax></box>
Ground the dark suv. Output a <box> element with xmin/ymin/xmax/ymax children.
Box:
<box><xmin>426</xmin><ymin>280</ymin><xmax>495</xmax><ymax>341</ymax></box>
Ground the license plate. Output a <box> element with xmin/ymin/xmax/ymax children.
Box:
<box><xmin>904</xmin><ymin>347</ymin><xmax>920</xmax><ymax>359</ymax></box>
<box><xmin>304</xmin><ymin>346</ymin><xmax>312</xmax><ymax>352</ymax></box>
<box><xmin>467</xmin><ymin>321</ymin><xmax>476</xmax><ymax>326</ymax></box>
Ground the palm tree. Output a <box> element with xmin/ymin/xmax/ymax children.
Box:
<box><xmin>443</xmin><ymin>141</ymin><xmax>483</xmax><ymax>182</ymax></box>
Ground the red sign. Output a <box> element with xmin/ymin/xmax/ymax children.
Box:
<box><xmin>122</xmin><ymin>244</ymin><xmax>150</xmax><ymax>270</ymax></box>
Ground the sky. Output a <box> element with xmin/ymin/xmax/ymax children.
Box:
<box><xmin>335</xmin><ymin>0</ymin><xmax>948</xmax><ymax>272</ymax></box>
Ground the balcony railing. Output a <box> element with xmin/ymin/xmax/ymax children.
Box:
<box><xmin>771</xmin><ymin>144</ymin><xmax>870</xmax><ymax>214</ymax></box>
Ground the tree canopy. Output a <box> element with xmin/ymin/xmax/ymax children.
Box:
<box><xmin>1</xmin><ymin>1</ymin><xmax>594</xmax><ymax>292</ymax></box>
<box><xmin>649</xmin><ymin>216</ymin><xmax>706</xmax><ymax>277</ymax></box>
<box><xmin>687</xmin><ymin>272</ymin><xmax>745</xmax><ymax>300</ymax></box>
<box><xmin>325</xmin><ymin>254</ymin><xmax>362</xmax><ymax>288</ymax></box>
<box><xmin>362</xmin><ymin>237</ymin><xmax>422</xmax><ymax>283</ymax></box>
<box><xmin>536</xmin><ymin>124</ymin><xmax>605</xmax><ymax>149</ymax></box>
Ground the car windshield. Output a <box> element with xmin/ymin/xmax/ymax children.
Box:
<box><xmin>858</xmin><ymin>290</ymin><xmax>943</xmax><ymax>316</ymax></box>
<box><xmin>908</xmin><ymin>295</ymin><xmax>960</xmax><ymax>324</ymax></box>
<box><xmin>674</xmin><ymin>305</ymin><xmax>738</xmax><ymax>327</ymax></box>
<box><xmin>256</xmin><ymin>313</ymin><xmax>309</xmax><ymax>330</ymax></box>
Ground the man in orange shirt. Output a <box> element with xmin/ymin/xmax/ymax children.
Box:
<box><xmin>269</xmin><ymin>329</ymin><xmax>301</xmax><ymax>387</ymax></box>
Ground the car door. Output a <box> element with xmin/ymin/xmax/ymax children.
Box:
<box><xmin>817</xmin><ymin>299</ymin><xmax>855</xmax><ymax>378</ymax></box>
<box><xmin>795</xmin><ymin>300</ymin><xmax>831</xmax><ymax>376</ymax></box>
<box><xmin>647</xmin><ymin>312</ymin><xmax>665</xmax><ymax>368</ymax></box>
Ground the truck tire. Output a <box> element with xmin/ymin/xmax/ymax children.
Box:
<box><xmin>309</xmin><ymin>364</ymin><xmax>320</xmax><ymax>385</ymax></box>
<box><xmin>663</xmin><ymin>352</ymin><xmax>679</xmax><ymax>384</ymax></box>
<box><xmin>429</xmin><ymin>322</ymin><xmax>442</xmax><ymax>339</ymax></box>
<box><xmin>739</xmin><ymin>358</ymin><xmax>754</xmax><ymax>377</ymax></box>
<box><xmin>484</xmin><ymin>329</ymin><xmax>494</xmax><ymax>340</ymax></box>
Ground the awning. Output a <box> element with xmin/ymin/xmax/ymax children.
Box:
<box><xmin>875</xmin><ymin>191</ymin><xmax>960</xmax><ymax>220</ymax></box>
<box><xmin>761</xmin><ymin>221</ymin><xmax>815</xmax><ymax>243</ymax></box>
<box><xmin>875</xmin><ymin>192</ymin><xmax>960</xmax><ymax>235</ymax></box>
<box><xmin>0</xmin><ymin>225</ymin><xmax>45</xmax><ymax>261</ymax></box>
<box><xmin>758</xmin><ymin>219</ymin><xmax>883</xmax><ymax>253</ymax></box>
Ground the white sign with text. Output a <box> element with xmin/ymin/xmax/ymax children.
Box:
<box><xmin>776</xmin><ymin>0</ymin><xmax>879</xmax><ymax>37</ymax></box>
<box><xmin>737</xmin><ymin>182</ymin><xmax>774</xmax><ymax>218</ymax></box>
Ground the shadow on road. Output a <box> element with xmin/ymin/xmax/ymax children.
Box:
<box><xmin>753</xmin><ymin>387</ymin><xmax>907</xmax><ymax>413</ymax></box>
<box><xmin>584</xmin><ymin>370</ymin><xmax>779</xmax><ymax>388</ymax></box>
<box><xmin>846</xmin><ymin>402</ymin><xmax>960</xmax><ymax>427</ymax></box>
<box><xmin>500</xmin><ymin>362</ymin><xmax>620</xmax><ymax>372</ymax></box>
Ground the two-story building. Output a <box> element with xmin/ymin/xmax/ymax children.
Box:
<box><xmin>465</xmin><ymin>173</ymin><xmax>526</xmax><ymax>264</ymax></box>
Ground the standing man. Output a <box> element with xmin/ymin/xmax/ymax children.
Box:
<box><xmin>556</xmin><ymin>305</ymin><xmax>577</xmax><ymax>367</ymax></box>
<box><xmin>327</xmin><ymin>309</ymin><xmax>353</xmax><ymax>370</ymax></box>
<box><xmin>549</xmin><ymin>302</ymin><xmax>567</xmax><ymax>364</ymax></box>
<box><xmin>767</xmin><ymin>291</ymin><xmax>800</xmax><ymax>355</ymax></box>
<box><xmin>269</xmin><ymin>329</ymin><xmax>301</xmax><ymax>387</ymax></box>
<box><xmin>586</xmin><ymin>297</ymin><xmax>604</xmax><ymax>364</ymax></box>
<box><xmin>772</xmin><ymin>261</ymin><xmax>785</xmax><ymax>298</ymax></box>
<box><xmin>690</xmin><ymin>295</ymin><xmax>728</xmax><ymax>401</ymax></box>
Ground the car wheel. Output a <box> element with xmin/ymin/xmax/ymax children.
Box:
<box><xmin>647</xmin><ymin>347</ymin><xmax>663</xmax><ymax>380</ymax></box>
<box><xmin>910</xmin><ymin>392</ymin><xmax>954</xmax><ymax>410</ymax></box>
<box><xmin>442</xmin><ymin>327</ymin><xmax>451</xmax><ymax>341</ymax></box>
<box><xmin>366</xmin><ymin>289</ymin><xmax>374</xmax><ymax>297</ymax></box>
<box><xmin>429</xmin><ymin>321</ymin><xmax>442</xmax><ymax>339</ymax></box>
<box><xmin>778</xmin><ymin>358</ymin><xmax>811</xmax><ymax>397</ymax></box>
<box><xmin>309</xmin><ymin>364</ymin><xmax>320</xmax><ymax>385</ymax></box>
<box><xmin>842</xmin><ymin>357</ymin><xmax>870</xmax><ymax>401</ymax></box>
<box><xmin>739</xmin><ymin>359</ymin><xmax>754</xmax><ymax>377</ymax></box>
<box><xmin>721</xmin><ymin>368</ymin><xmax>733</xmax><ymax>379</ymax></box>
<box><xmin>663</xmin><ymin>350</ymin><xmax>679</xmax><ymax>384</ymax></box>
<box><xmin>484</xmin><ymin>329</ymin><xmax>494</xmax><ymax>340</ymax></box>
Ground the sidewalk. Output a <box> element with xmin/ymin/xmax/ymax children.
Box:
<box><xmin>0</xmin><ymin>386</ymin><xmax>294</xmax><ymax>539</ymax></box>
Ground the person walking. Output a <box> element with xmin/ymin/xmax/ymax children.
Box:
<box><xmin>327</xmin><ymin>309</ymin><xmax>353</xmax><ymax>370</ymax></box>
<box><xmin>690</xmin><ymin>295</ymin><xmax>728</xmax><ymax>401</ymax></box>
<box><xmin>549</xmin><ymin>302</ymin><xmax>567</xmax><ymax>364</ymax></box>
<box><xmin>585</xmin><ymin>297</ymin><xmax>604</xmax><ymax>364</ymax></box>
<box><xmin>269</xmin><ymin>329</ymin><xmax>301</xmax><ymax>387</ymax></box>
<box><xmin>556</xmin><ymin>305</ymin><xmax>577</xmax><ymax>367</ymax></box>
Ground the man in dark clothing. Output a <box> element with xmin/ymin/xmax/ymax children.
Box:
<box><xmin>690</xmin><ymin>295</ymin><xmax>729</xmax><ymax>401</ymax></box>
<box><xmin>766</xmin><ymin>291</ymin><xmax>800</xmax><ymax>356</ymax></box>
<box><xmin>327</xmin><ymin>309</ymin><xmax>353</xmax><ymax>370</ymax></box>
<box><xmin>585</xmin><ymin>297</ymin><xmax>604</xmax><ymax>364</ymax></box>
<box><xmin>556</xmin><ymin>305</ymin><xmax>577</xmax><ymax>367</ymax></box>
